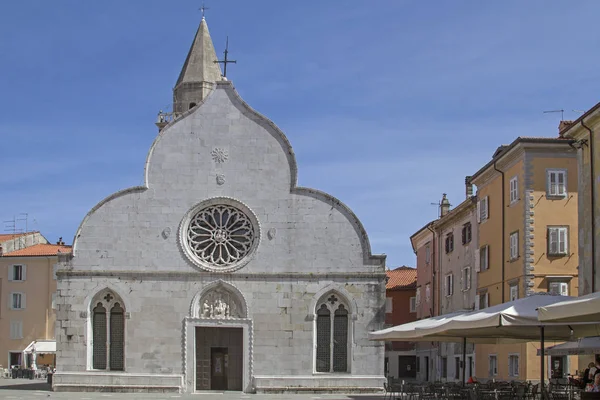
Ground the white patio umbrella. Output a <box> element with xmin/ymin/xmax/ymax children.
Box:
<box><xmin>536</xmin><ymin>336</ymin><xmax>600</xmax><ymax>356</ymax></box>
<box><xmin>412</xmin><ymin>294</ymin><xmax>588</xmax><ymax>387</ymax></box>
<box><xmin>538</xmin><ymin>291</ymin><xmax>600</xmax><ymax>325</ymax></box>
<box><xmin>369</xmin><ymin>311</ymin><xmax>471</xmax><ymax>342</ymax></box>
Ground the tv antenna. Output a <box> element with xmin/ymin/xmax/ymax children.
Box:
<box><xmin>543</xmin><ymin>109</ymin><xmax>564</xmax><ymax>120</ymax></box>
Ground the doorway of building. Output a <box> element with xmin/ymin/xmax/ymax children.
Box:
<box><xmin>9</xmin><ymin>352</ymin><xmax>21</xmax><ymax>368</ymax></box>
<box><xmin>424</xmin><ymin>356</ymin><xmax>430</xmax><ymax>381</ymax></box>
<box><xmin>195</xmin><ymin>327</ymin><xmax>243</xmax><ymax>391</ymax></box>
<box><xmin>467</xmin><ymin>356</ymin><xmax>473</xmax><ymax>379</ymax></box>
<box><xmin>398</xmin><ymin>356</ymin><xmax>417</xmax><ymax>378</ymax></box>
<box><xmin>211</xmin><ymin>348</ymin><xmax>228</xmax><ymax>390</ymax></box>
<box><xmin>551</xmin><ymin>356</ymin><xmax>566</xmax><ymax>379</ymax></box>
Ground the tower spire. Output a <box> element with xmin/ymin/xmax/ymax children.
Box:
<box><xmin>173</xmin><ymin>16</ymin><xmax>222</xmax><ymax>116</ymax></box>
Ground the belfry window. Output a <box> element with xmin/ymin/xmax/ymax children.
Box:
<box><xmin>91</xmin><ymin>291</ymin><xmax>125</xmax><ymax>371</ymax></box>
<box><xmin>315</xmin><ymin>293</ymin><xmax>351</xmax><ymax>373</ymax></box>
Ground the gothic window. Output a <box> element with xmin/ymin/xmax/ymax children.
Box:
<box><xmin>315</xmin><ymin>293</ymin><xmax>351</xmax><ymax>373</ymax></box>
<box><xmin>91</xmin><ymin>291</ymin><xmax>125</xmax><ymax>371</ymax></box>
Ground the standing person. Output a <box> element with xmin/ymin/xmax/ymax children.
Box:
<box><xmin>584</xmin><ymin>362</ymin><xmax>595</xmax><ymax>387</ymax></box>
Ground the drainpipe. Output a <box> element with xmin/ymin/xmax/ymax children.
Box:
<box><xmin>580</xmin><ymin>119</ymin><xmax>596</xmax><ymax>293</ymax></box>
<box><xmin>493</xmin><ymin>162</ymin><xmax>506</xmax><ymax>303</ymax></box>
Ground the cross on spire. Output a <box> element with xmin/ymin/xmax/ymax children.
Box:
<box><xmin>199</xmin><ymin>3</ymin><xmax>209</xmax><ymax>19</ymax></box>
<box><xmin>214</xmin><ymin>36</ymin><xmax>237</xmax><ymax>78</ymax></box>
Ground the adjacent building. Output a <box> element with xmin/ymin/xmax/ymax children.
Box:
<box><xmin>410</xmin><ymin>221</ymin><xmax>439</xmax><ymax>382</ymax></box>
<box><xmin>559</xmin><ymin>107</ymin><xmax>600</xmax><ymax>296</ymax></box>
<box><xmin>434</xmin><ymin>192</ymin><xmax>478</xmax><ymax>383</ymax></box>
<box><xmin>0</xmin><ymin>235</ymin><xmax>71</xmax><ymax>369</ymax></box>
<box><xmin>469</xmin><ymin>137</ymin><xmax>579</xmax><ymax>381</ymax></box>
<box><xmin>384</xmin><ymin>266</ymin><xmax>417</xmax><ymax>380</ymax></box>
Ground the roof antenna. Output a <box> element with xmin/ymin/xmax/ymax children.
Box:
<box><xmin>543</xmin><ymin>109</ymin><xmax>564</xmax><ymax>120</ymax></box>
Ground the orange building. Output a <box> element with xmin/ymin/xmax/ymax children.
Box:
<box><xmin>385</xmin><ymin>266</ymin><xmax>417</xmax><ymax>379</ymax></box>
<box><xmin>0</xmin><ymin>236</ymin><xmax>71</xmax><ymax>369</ymax></box>
<box><xmin>469</xmin><ymin>137</ymin><xmax>579</xmax><ymax>382</ymax></box>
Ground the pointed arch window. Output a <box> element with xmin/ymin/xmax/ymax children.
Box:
<box><xmin>315</xmin><ymin>293</ymin><xmax>351</xmax><ymax>373</ymax></box>
<box><xmin>91</xmin><ymin>292</ymin><xmax>125</xmax><ymax>371</ymax></box>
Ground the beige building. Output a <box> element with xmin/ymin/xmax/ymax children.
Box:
<box><xmin>469</xmin><ymin>137</ymin><xmax>579</xmax><ymax>382</ymax></box>
<box><xmin>434</xmin><ymin>193</ymin><xmax>478</xmax><ymax>383</ymax></box>
<box><xmin>559</xmin><ymin>107</ymin><xmax>600</xmax><ymax>296</ymax></box>
<box><xmin>0</xmin><ymin>236</ymin><xmax>71</xmax><ymax>369</ymax></box>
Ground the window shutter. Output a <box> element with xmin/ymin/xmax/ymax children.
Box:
<box><xmin>549</xmin><ymin>172</ymin><xmax>556</xmax><ymax>195</ymax></box>
<box><xmin>461</xmin><ymin>268</ymin><xmax>465</xmax><ymax>291</ymax></box>
<box><xmin>22</xmin><ymin>265</ymin><xmax>26</xmax><ymax>281</ymax></box>
<box><xmin>467</xmin><ymin>268</ymin><xmax>471</xmax><ymax>290</ymax></box>
<box><xmin>549</xmin><ymin>228</ymin><xmax>558</xmax><ymax>254</ymax></box>
<box><xmin>558</xmin><ymin>172</ymin><xmax>565</xmax><ymax>194</ymax></box>
<box><xmin>450</xmin><ymin>274</ymin><xmax>454</xmax><ymax>295</ymax></box>
<box><xmin>21</xmin><ymin>294</ymin><xmax>26</xmax><ymax>310</ymax></box>
<box><xmin>485</xmin><ymin>246</ymin><xmax>490</xmax><ymax>270</ymax></box>
<box><xmin>8</xmin><ymin>266</ymin><xmax>14</xmax><ymax>281</ymax></box>
<box><xmin>559</xmin><ymin>228</ymin><xmax>567</xmax><ymax>254</ymax></box>
<box><xmin>484</xmin><ymin>196</ymin><xmax>489</xmax><ymax>219</ymax></box>
<box><xmin>477</xmin><ymin>201</ymin><xmax>481</xmax><ymax>223</ymax></box>
<box><xmin>486</xmin><ymin>293</ymin><xmax>490</xmax><ymax>308</ymax></box>
<box><xmin>474</xmin><ymin>249</ymin><xmax>480</xmax><ymax>272</ymax></box>
<box><xmin>9</xmin><ymin>294</ymin><xmax>14</xmax><ymax>310</ymax></box>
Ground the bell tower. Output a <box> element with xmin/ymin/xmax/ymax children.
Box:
<box><xmin>172</xmin><ymin>16</ymin><xmax>222</xmax><ymax>116</ymax></box>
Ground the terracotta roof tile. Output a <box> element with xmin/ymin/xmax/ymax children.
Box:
<box><xmin>386</xmin><ymin>266</ymin><xmax>417</xmax><ymax>290</ymax></box>
<box><xmin>0</xmin><ymin>232</ymin><xmax>33</xmax><ymax>242</ymax></box>
<box><xmin>2</xmin><ymin>243</ymin><xmax>72</xmax><ymax>257</ymax></box>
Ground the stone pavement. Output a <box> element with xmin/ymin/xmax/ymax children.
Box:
<box><xmin>0</xmin><ymin>379</ymin><xmax>386</xmax><ymax>400</ymax></box>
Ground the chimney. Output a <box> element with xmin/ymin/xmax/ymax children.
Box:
<box><xmin>440</xmin><ymin>193</ymin><xmax>451</xmax><ymax>217</ymax></box>
<box><xmin>57</xmin><ymin>237</ymin><xmax>64</xmax><ymax>246</ymax></box>
<box><xmin>465</xmin><ymin>176</ymin><xmax>473</xmax><ymax>199</ymax></box>
<box><xmin>558</xmin><ymin>120</ymin><xmax>574</xmax><ymax>135</ymax></box>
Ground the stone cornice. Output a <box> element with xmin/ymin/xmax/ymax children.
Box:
<box><xmin>56</xmin><ymin>270</ymin><xmax>387</xmax><ymax>281</ymax></box>
<box><xmin>560</xmin><ymin>102</ymin><xmax>600</xmax><ymax>139</ymax></box>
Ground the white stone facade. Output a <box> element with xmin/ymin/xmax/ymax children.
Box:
<box><xmin>54</xmin><ymin>81</ymin><xmax>386</xmax><ymax>393</ymax></box>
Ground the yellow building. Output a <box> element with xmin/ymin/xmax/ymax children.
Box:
<box><xmin>469</xmin><ymin>137</ymin><xmax>578</xmax><ymax>382</ymax></box>
<box><xmin>0</xmin><ymin>238</ymin><xmax>71</xmax><ymax>369</ymax></box>
<box><xmin>559</xmin><ymin>106</ymin><xmax>600</xmax><ymax>296</ymax></box>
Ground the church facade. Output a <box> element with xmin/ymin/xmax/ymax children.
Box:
<box><xmin>53</xmin><ymin>17</ymin><xmax>386</xmax><ymax>394</ymax></box>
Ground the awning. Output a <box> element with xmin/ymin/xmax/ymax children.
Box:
<box><xmin>536</xmin><ymin>336</ymin><xmax>600</xmax><ymax>356</ymax></box>
<box><xmin>23</xmin><ymin>340</ymin><xmax>56</xmax><ymax>354</ymax></box>
<box><xmin>414</xmin><ymin>294</ymin><xmax>583</xmax><ymax>341</ymax></box>
<box><xmin>538</xmin><ymin>291</ymin><xmax>600</xmax><ymax>324</ymax></box>
<box><xmin>369</xmin><ymin>311</ymin><xmax>476</xmax><ymax>342</ymax></box>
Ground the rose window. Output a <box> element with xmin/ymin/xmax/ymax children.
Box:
<box><xmin>185</xmin><ymin>203</ymin><xmax>256</xmax><ymax>268</ymax></box>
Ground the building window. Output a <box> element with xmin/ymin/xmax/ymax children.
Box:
<box><xmin>479</xmin><ymin>292</ymin><xmax>489</xmax><ymax>309</ymax></box>
<box><xmin>547</xmin><ymin>170</ymin><xmax>567</xmax><ymax>197</ymax></box>
<box><xmin>549</xmin><ymin>281</ymin><xmax>569</xmax><ymax>296</ymax></box>
<box><xmin>10</xmin><ymin>293</ymin><xmax>25</xmax><ymax>310</ymax></box>
<box><xmin>480</xmin><ymin>245</ymin><xmax>489</xmax><ymax>271</ymax></box>
<box><xmin>489</xmin><ymin>354</ymin><xmax>498</xmax><ymax>377</ymax></box>
<box><xmin>10</xmin><ymin>321</ymin><xmax>23</xmax><ymax>339</ymax></box>
<box><xmin>510</xmin><ymin>231</ymin><xmax>519</xmax><ymax>260</ymax></box>
<box><xmin>9</xmin><ymin>264</ymin><xmax>26</xmax><ymax>281</ymax></box>
<box><xmin>445</xmin><ymin>274</ymin><xmax>454</xmax><ymax>296</ymax></box>
<box><xmin>416</xmin><ymin>288</ymin><xmax>421</xmax><ymax>305</ymax></box>
<box><xmin>91</xmin><ymin>291</ymin><xmax>125</xmax><ymax>371</ymax></box>
<box><xmin>478</xmin><ymin>196</ymin><xmax>489</xmax><ymax>223</ymax></box>
<box><xmin>416</xmin><ymin>356</ymin><xmax>420</xmax><ymax>373</ymax></box>
<box><xmin>315</xmin><ymin>292</ymin><xmax>350</xmax><ymax>373</ymax></box>
<box><xmin>385</xmin><ymin>297</ymin><xmax>393</xmax><ymax>313</ymax></box>
<box><xmin>462</xmin><ymin>267</ymin><xmax>471</xmax><ymax>291</ymax></box>
<box><xmin>508</xmin><ymin>354</ymin><xmax>520</xmax><ymax>377</ymax></box>
<box><xmin>441</xmin><ymin>356</ymin><xmax>448</xmax><ymax>379</ymax></box>
<box><xmin>510</xmin><ymin>284</ymin><xmax>518</xmax><ymax>302</ymax></box>
<box><xmin>548</xmin><ymin>227</ymin><xmax>568</xmax><ymax>256</ymax></box>
<box><xmin>409</xmin><ymin>296</ymin><xmax>416</xmax><ymax>313</ymax></box>
<box><xmin>445</xmin><ymin>234</ymin><xmax>454</xmax><ymax>253</ymax></box>
<box><xmin>510</xmin><ymin>176</ymin><xmax>519</xmax><ymax>203</ymax></box>
<box><xmin>462</xmin><ymin>223</ymin><xmax>472</xmax><ymax>245</ymax></box>
<box><xmin>425</xmin><ymin>284</ymin><xmax>431</xmax><ymax>302</ymax></box>
<box><xmin>425</xmin><ymin>244</ymin><xmax>431</xmax><ymax>264</ymax></box>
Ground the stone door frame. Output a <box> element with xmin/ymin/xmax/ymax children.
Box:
<box><xmin>183</xmin><ymin>317</ymin><xmax>253</xmax><ymax>393</ymax></box>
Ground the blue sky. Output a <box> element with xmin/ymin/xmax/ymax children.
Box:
<box><xmin>1</xmin><ymin>1</ymin><xmax>599</xmax><ymax>267</ymax></box>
